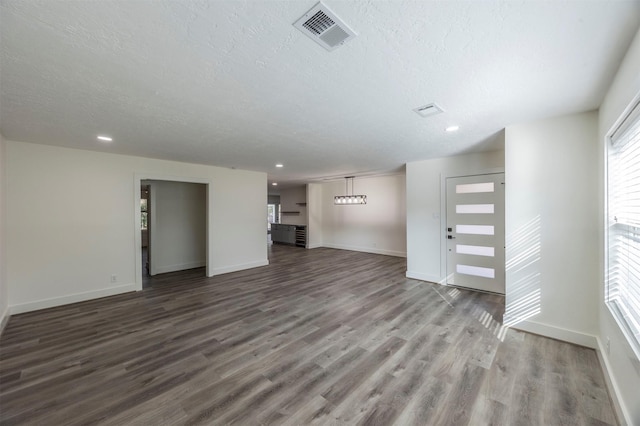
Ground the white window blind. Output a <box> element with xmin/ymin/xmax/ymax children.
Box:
<box><xmin>607</xmin><ymin>99</ymin><xmax>640</xmax><ymax>360</ymax></box>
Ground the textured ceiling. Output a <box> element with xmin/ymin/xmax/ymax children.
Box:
<box><xmin>1</xmin><ymin>0</ymin><xmax>639</xmax><ymax>187</ymax></box>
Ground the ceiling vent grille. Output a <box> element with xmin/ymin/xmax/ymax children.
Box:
<box><xmin>294</xmin><ymin>2</ymin><xmax>357</xmax><ymax>51</ymax></box>
<box><xmin>413</xmin><ymin>103</ymin><xmax>445</xmax><ymax>118</ymax></box>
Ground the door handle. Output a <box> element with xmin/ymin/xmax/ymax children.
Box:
<box><xmin>447</xmin><ymin>235</ymin><xmax>455</xmax><ymax>239</ymax></box>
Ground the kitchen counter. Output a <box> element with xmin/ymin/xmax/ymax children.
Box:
<box><xmin>271</xmin><ymin>224</ymin><xmax>306</xmax><ymax>247</ymax></box>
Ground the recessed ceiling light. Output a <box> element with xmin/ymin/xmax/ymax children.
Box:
<box><xmin>272</xmin><ymin>182</ymin><xmax>278</xmax><ymax>186</ymax></box>
<box><xmin>275</xmin><ymin>164</ymin><xmax>284</xmax><ymax>168</ymax></box>
<box><xmin>97</xmin><ymin>135</ymin><xmax>113</xmax><ymax>142</ymax></box>
<box><xmin>445</xmin><ymin>126</ymin><xmax>459</xmax><ymax>132</ymax></box>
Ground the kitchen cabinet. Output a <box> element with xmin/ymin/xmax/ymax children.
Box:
<box><xmin>271</xmin><ymin>224</ymin><xmax>306</xmax><ymax>247</ymax></box>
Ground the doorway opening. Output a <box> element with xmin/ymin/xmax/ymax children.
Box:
<box><xmin>135</xmin><ymin>176</ymin><xmax>211</xmax><ymax>291</ymax></box>
<box><xmin>268</xmin><ymin>204</ymin><xmax>280</xmax><ymax>231</ymax></box>
<box><xmin>267</xmin><ymin>194</ymin><xmax>281</xmax><ymax>245</ymax></box>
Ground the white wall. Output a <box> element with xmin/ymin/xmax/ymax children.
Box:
<box><xmin>598</xmin><ymin>28</ymin><xmax>640</xmax><ymax>425</ymax></box>
<box><xmin>406</xmin><ymin>151</ymin><xmax>505</xmax><ymax>282</ymax></box>
<box><xmin>279</xmin><ymin>185</ymin><xmax>307</xmax><ymax>226</ymax></box>
<box><xmin>6</xmin><ymin>141</ymin><xmax>267</xmax><ymax>314</ymax></box>
<box><xmin>505</xmin><ymin>112</ymin><xmax>599</xmax><ymax>348</ymax></box>
<box><xmin>320</xmin><ymin>174</ymin><xmax>406</xmax><ymax>257</ymax></box>
<box><xmin>306</xmin><ymin>183</ymin><xmax>323</xmax><ymax>249</ymax></box>
<box><xmin>148</xmin><ymin>181</ymin><xmax>206</xmax><ymax>275</ymax></box>
<box><xmin>0</xmin><ymin>133</ymin><xmax>8</xmax><ymax>333</ymax></box>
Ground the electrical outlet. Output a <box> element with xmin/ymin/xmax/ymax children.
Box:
<box><xmin>606</xmin><ymin>337</ymin><xmax>611</xmax><ymax>355</ymax></box>
<box><xmin>110</xmin><ymin>274</ymin><xmax>117</xmax><ymax>283</ymax></box>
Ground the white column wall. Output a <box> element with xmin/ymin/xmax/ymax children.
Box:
<box><xmin>504</xmin><ymin>112</ymin><xmax>599</xmax><ymax>348</ymax></box>
<box><xmin>0</xmin><ymin>133</ymin><xmax>8</xmax><ymax>332</ymax></box>
<box><xmin>306</xmin><ymin>183</ymin><xmax>323</xmax><ymax>249</ymax></box>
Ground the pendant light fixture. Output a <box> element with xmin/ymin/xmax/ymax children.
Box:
<box><xmin>334</xmin><ymin>176</ymin><xmax>367</xmax><ymax>205</ymax></box>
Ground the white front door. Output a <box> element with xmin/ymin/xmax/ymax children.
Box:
<box><xmin>446</xmin><ymin>173</ymin><xmax>505</xmax><ymax>294</ymax></box>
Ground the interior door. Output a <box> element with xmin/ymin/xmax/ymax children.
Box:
<box><xmin>446</xmin><ymin>173</ymin><xmax>505</xmax><ymax>294</ymax></box>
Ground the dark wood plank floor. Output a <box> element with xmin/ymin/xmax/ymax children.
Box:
<box><xmin>0</xmin><ymin>245</ymin><xmax>616</xmax><ymax>425</ymax></box>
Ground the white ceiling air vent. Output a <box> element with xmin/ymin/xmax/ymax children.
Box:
<box><xmin>413</xmin><ymin>103</ymin><xmax>445</xmax><ymax>118</ymax></box>
<box><xmin>294</xmin><ymin>2</ymin><xmax>357</xmax><ymax>51</ymax></box>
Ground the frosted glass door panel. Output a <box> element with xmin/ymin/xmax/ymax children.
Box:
<box><xmin>456</xmin><ymin>204</ymin><xmax>495</xmax><ymax>214</ymax></box>
<box><xmin>456</xmin><ymin>182</ymin><xmax>495</xmax><ymax>194</ymax></box>
<box><xmin>457</xmin><ymin>264</ymin><xmax>496</xmax><ymax>279</ymax></box>
<box><xmin>456</xmin><ymin>244</ymin><xmax>495</xmax><ymax>257</ymax></box>
<box><xmin>456</xmin><ymin>225</ymin><xmax>495</xmax><ymax>235</ymax></box>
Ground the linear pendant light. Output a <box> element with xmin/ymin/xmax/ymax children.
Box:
<box><xmin>334</xmin><ymin>176</ymin><xmax>367</xmax><ymax>205</ymax></box>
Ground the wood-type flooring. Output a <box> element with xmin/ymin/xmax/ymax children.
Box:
<box><xmin>0</xmin><ymin>245</ymin><xmax>617</xmax><ymax>425</ymax></box>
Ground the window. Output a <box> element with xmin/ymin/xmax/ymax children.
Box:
<box><xmin>141</xmin><ymin>199</ymin><xmax>148</xmax><ymax>230</ymax></box>
<box><xmin>606</xmin><ymin>98</ymin><xmax>640</xmax><ymax>360</ymax></box>
<box><xmin>267</xmin><ymin>204</ymin><xmax>280</xmax><ymax>231</ymax></box>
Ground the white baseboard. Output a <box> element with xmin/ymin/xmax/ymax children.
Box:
<box><xmin>510</xmin><ymin>319</ymin><xmax>598</xmax><ymax>349</ymax></box>
<box><xmin>405</xmin><ymin>270</ymin><xmax>443</xmax><ymax>284</ymax></box>
<box><xmin>9</xmin><ymin>283</ymin><xmax>138</xmax><ymax>315</ymax></box>
<box><xmin>506</xmin><ymin>321</ymin><xmax>630</xmax><ymax>423</ymax></box>
<box><xmin>595</xmin><ymin>337</ymin><xmax>631</xmax><ymax>426</ymax></box>
<box><xmin>306</xmin><ymin>243</ymin><xmax>323</xmax><ymax>249</ymax></box>
<box><xmin>0</xmin><ymin>305</ymin><xmax>10</xmax><ymax>336</ymax></box>
<box><xmin>153</xmin><ymin>261</ymin><xmax>206</xmax><ymax>275</ymax></box>
<box><xmin>322</xmin><ymin>243</ymin><xmax>406</xmax><ymax>258</ymax></box>
<box><xmin>210</xmin><ymin>259</ymin><xmax>269</xmax><ymax>276</ymax></box>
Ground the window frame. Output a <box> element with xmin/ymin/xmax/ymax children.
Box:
<box><xmin>605</xmin><ymin>93</ymin><xmax>640</xmax><ymax>362</ymax></box>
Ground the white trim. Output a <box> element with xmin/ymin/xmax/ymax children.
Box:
<box><xmin>153</xmin><ymin>261</ymin><xmax>206</xmax><ymax>275</ymax></box>
<box><xmin>596</xmin><ymin>337</ymin><xmax>632</xmax><ymax>426</ymax></box>
<box><xmin>405</xmin><ymin>270</ymin><xmax>444</xmax><ymax>284</ymax></box>
<box><xmin>321</xmin><ymin>243</ymin><xmax>406</xmax><ymax>258</ymax></box>
<box><xmin>510</xmin><ymin>319</ymin><xmax>598</xmax><ymax>348</ymax></box>
<box><xmin>605</xmin><ymin>91</ymin><xmax>640</xmax><ymax>140</ymax></box>
<box><xmin>147</xmin><ymin>181</ymin><xmax>156</xmax><ymax>275</ymax></box>
<box><xmin>603</xmin><ymin>90</ymin><xmax>640</xmax><ymax>363</ymax></box>
<box><xmin>0</xmin><ymin>306</ymin><xmax>10</xmax><ymax>336</ymax></box>
<box><xmin>607</xmin><ymin>300</ymin><xmax>640</xmax><ymax>362</ymax></box>
<box><xmin>306</xmin><ymin>243</ymin><xmax>323</xmax><ymax>249</ymax></box>
<box><xmin>9</xmin><ymin>283</ymin><xmax>137</xmax><ymax>315</ymax></box>
<box><xmin>210</xmin><ymin>259</ymin><xmax>269</xmax><ymax>276</ymax></box>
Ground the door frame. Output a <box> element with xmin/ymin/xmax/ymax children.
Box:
<box><xmin>133</xmin><ymin>173</ymin><xmax>213</xmax><ymax>291</ymax></box>
<box><xmin>439</xmin><ymin>167</ymin><xmax>505</xmax><ymax>284</ymax></box>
